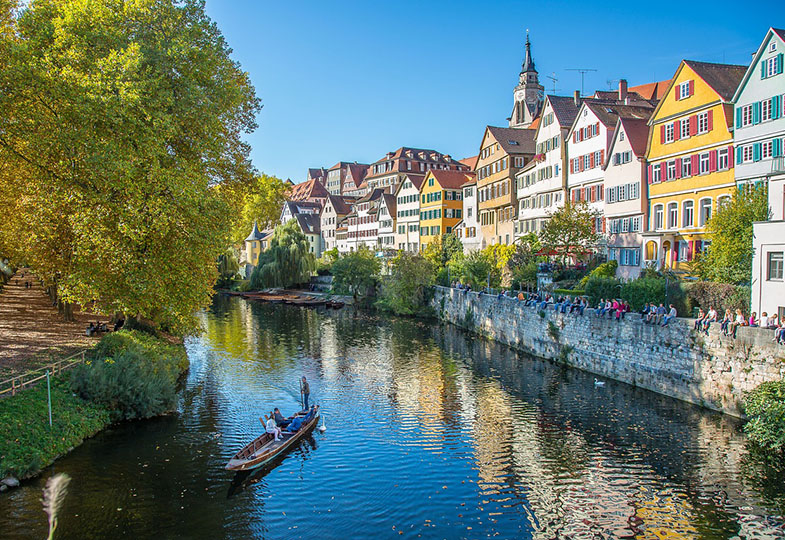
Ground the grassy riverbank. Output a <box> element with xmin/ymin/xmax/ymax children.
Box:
<box><xmin>0</xmin><ymin>330</ymin><xmax>188</xmax><ymax>480</ymax></box>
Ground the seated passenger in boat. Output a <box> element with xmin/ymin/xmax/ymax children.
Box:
<box><xmin>263</xmin><ymin>413</ymin><xmax>281</xmax><ymax>441</ymax></box>
<box><xmin>302</xmin><ymin>405</ymin><xmax>318</xmax><ymax>423</ymax></box>
<box><xmin>287</xmin><ymin>416</ymin><xmax>304</xmax><ymax>432</ymax></box>
<box><xmin>273</xmin><ymin>407</ymin><xmax>291</xmax><ymax>428</ymax></box>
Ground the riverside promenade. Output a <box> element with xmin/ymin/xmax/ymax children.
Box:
<box><xmin>0</xmin><ymin>270</ymin><xmax>105</xmax><ymax>379</ymax></box>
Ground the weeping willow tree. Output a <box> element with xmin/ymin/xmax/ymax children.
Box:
<box><xmin>250</xmin><ymin>220</ymin><xmax>315</xmax><ymax>289</ymax></box>
<box><xmin>216</xmin><ymin>247</ymin><xmax>240</xmax><ymax>287</ymax></box>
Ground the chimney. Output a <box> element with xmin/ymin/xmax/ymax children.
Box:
<box><xmin>618</xmin><ymin>79</ymin><xmax>628</xmax><ymax>101</ymax></box>
<box><xmin>573</xmin><ymin>90</ymin><xmax>581</xmax><ymax>107</ymax></box>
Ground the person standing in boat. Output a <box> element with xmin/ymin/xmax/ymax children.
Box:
<box><xmin>301</xmin><ymin>376</ymin><xmax>310</xmax><ymax>409</ymax></box>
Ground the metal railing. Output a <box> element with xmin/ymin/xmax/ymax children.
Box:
<box><xmin>0</xmin><ymin>349</ymin><xmax>90</xmax><ymax>398</ymax></box>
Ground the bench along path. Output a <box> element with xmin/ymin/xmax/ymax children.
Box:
<box><xmin>0</xmin><ymin>269</ymin><xmax>105</xmax><ymax>380</ymax></box>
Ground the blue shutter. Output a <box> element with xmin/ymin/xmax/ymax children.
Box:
<box><xmin>761</xmin><ymin>61</ymin><xmax>767</xmax><ymax>79</ymax></box>
<box><xmin>753</xmin><ymin>102</ymin><xmax>761</xmax><ymax>124</ymax></box>
<box><xmin>753</xmin><ymin>143</ymin><xmax>761</xmax><ymax>162</ymax></box>
<box><xmin>774</xmin><ymin>96</ymin><xmax>783</xmax><ymax>120</ymax></box>
<box><xmin>736</xmin><ymin>107</ymin><xmax>743</xmax><ymax>128</ymax></box>
<box><xmin>736</xmin><ymin>146</ymin><xmax>743</xmax><ymax>164</ymax></box>
<box><xmin>778</xmin><ymin>53</ymin><xmax>784</xmax><ymax>75</ymax></box>
<box><xmin>774</xmin><ymin>138</ymin><xmax>783</xmax><ymax>158</ymax></box>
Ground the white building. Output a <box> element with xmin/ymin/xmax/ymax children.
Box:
<box><xmin>378</xmin><ymin>193</ymin><xmax>397</xmax><ymax>252</ymax></box>
<box><xmin>320</xmin><ymin>195</ymin><xmax>352</xmax><ymax>252</ymax></box>
<box><xmin>603</xmin><ymin>117</ymin><xmax>651</xmax><ymax>278</ymax></box>
<box><xmin>393</xmin><ymin>174</ymin><xmax>425</xmax><ymax>252</ymax></box>
<box><xmin>566</xmin><ymin>100</ymin><xmax>653</xmax><ymax>230</ymax></box>
<box><xmin>515</xmin><ymin>95</ymin><xmax>579</xmax><ymax>237</ymax></box>
<box><xmin>346</xmin><ymin>189</ymin><xmax>383</xmax><ymax>251</ymax></box>
<box><xmin>455</xmin><ymin>177</ymin><xmax>481</xmax><ymax>252</ymax></box>
<box><xmin>280</xmin><ymin>200</ymin><xmax>321</xmax><ymax>225</ymax></box>
<box><xmin>736</xmin><ymin>28</ymin><xmax>785</xmax><ymax>319</ymax></box>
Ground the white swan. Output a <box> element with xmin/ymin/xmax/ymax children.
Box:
<box><xmin>318</xmin><ymin>416</ymin><xmax>327</xmax><ymax>433</ymax></box>
<box><xmin>594</xmin><ymin>378</ymin><xmax>605</xmax><ymax>387</ymax></box>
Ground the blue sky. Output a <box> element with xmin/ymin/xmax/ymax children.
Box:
<box><xmin>204</xmin><ymin>1</ymin><xmax>781</xmax><ymax>182</ymax></box>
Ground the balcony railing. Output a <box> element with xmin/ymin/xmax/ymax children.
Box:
<box><xmin>773</xmin><ymin>157</ymin><xmax>785</xmax><ymax>174</ymax></box>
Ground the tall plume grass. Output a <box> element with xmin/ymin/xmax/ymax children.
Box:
<box><xmin>42</xmin><ymin>473</ymin><xmax>71</xmax><ymax>540</ymax></box>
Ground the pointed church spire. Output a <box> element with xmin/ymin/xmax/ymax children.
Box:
<box><xmin>522</xmin><ymin>30</ymin><xmax>536</xmax><ymax>73</ymax></box>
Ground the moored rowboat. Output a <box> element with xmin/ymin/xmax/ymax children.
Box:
<box><xmin>225</xmin><ymin>409</ymin><xmax>320</xmax><ymax>471</ymax></box>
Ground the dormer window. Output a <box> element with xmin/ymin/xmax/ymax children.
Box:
<box><xmin>770</xmin><ymin>41</ymin><xmax>777</xmax><ymax>52</ymax></box>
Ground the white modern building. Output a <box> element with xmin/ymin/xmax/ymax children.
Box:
<box><xmin>736</xmin><ymin>28</ymin><xmax>785</xmax><ymax>319</ymax></box>
<box><xmin>393</xmin><ymin>174</ymin><xmax>425</xmax><ymax>252</ymax></box>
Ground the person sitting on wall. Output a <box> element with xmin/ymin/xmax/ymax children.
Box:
<box><xmin>730</xmin><ymin>309</ymin><xmax>747</xmax><ymax>338</ymax></box>
<box><xmin>661</xmin><ymin>304</ymin><xmax>677</xmax><ymax>326</ymax></box>
<box><xmin>748</xmin><ymin>312</ymin><xmax>759</xmax><ymax>327</ymax></box>
<box><xmin>702</xmin><ymin>307</ymin><xmax>718</xmax><ymax>335</ymax></box>
<box><xmin>693</xmin><ymin>308</ymin><xmax>706</xmax><ymax>331</ymax></box>
<box><xmin>720</xmin><ymin>309</ymin><xmax>732</xmax><ymax>336</ymax></box>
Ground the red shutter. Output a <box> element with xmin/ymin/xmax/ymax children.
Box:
<box><xmin>648</xmin><ymin>165</ymin><xmax>653</xmax><ymax>184</ymax></box>
<box><xmin>674</xmin><ymin>121</ymin><xmax>680</xmax><ymax>141</ymax></box>
<box><xmin>598</xmin><ymin>184</ymin><xmax>603</xmax><ymax>200</ymax></box>
<box><xmin>570</xmin><ymin>160</ymin><xmax>574</xmax><ymax>173</ymax></box>
<box><xmin>709</xmin><ymin>150</ymin><xmax>717</xmax><ymax>172</ymax></box>
<box><xmin>595</xmin><ymin>122</ymin><xmax>600</xmax><ymax>136</ymax></box>
<box><xmin>728</xmin><ymin>145</ymin><xmax>734</xmax><ymax>169</ymax></box>
<box><xmin>675</xmin><ymin>157</ymin><xmax>682</xmax><ymax>179</ymax></box>
<box><xmin>689</xmin><ymin>115</ymin><xmax>697</xmax><ymax>135</ymax></box>
<box><xmin>675</xmin><ymin>90</ymin><xmax>680</xmax><ymax>101</ymax></box>
<box><xmin>590</xmin><ymin>153</ymin><xmax>595</xmax><ymax>168</ymax></box>
<box><xmin>600</xmin><ymin>150</ymin><xmax>605</xmax><ymax>164</ymax></box>
<box><xmin>573</xmin><ymin>132</ymin><xmax>577</xmax><ymax>143</ymax></box>
<box><xmin>691</xmin><ymin>154</ymin><xmax>699</xmax><ymax>173</ymax></box>
<box><xmin>688</xmin><ymin>80</ymin><xmax>694</xmax><ymax>96</ymax></box>
<box><xmin>660</xmin><ymin>125</ymin><xmax>666</xmax><ymax>143</ymax></box>
<box><xmin>602</xmin><ymin>218</ymin><xmax>606</xmax><ymax>233</ymax></box>
<box><xmin>687</xmin><ymin>241</ymin><xmax>694</xmax><ymax>262</ymax></box>
<box><xmin>707</xmin><ymin>110</ymin><xmax>714</xmax><ymax>131</ymax></box>
<box><xmin>571</xmin><ymin>189</ymin><xmax>576</xmax><ymax>202</ymax></box>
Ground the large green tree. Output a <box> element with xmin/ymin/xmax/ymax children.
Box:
<box><xmin>698</xmin><ymin>184</ymin><xmax>769</xmax><ymax>284</ymax></box>
<box><xmin>379</xmin><ymin>252</ymin><xmax>435</xmax><ymax>315</ymax></box>
<box><xmin>0</xmin><ymin>0</ymin><xmax>260</xmax><ymax>332</ymax></box>
<box><xmin>250</xmin><ymin>220</ymin><xmax>315</xmax><ymax>289</ymax></box>
<box><xmin>223</xmin><ymin>173</ymin><xmax>289</xmax><ymax>245</ymax></box>
<box><xmin>539</xmin><ymin>201</ymin><xmax>600</xmax><ymax>264</ymax></box>
<box><xmin>331</xmin><ymin>247</ymin><xmax>380</xmax><ymax>302</ymax></box>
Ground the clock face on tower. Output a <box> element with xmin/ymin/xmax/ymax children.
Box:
<box><xmin>527</xmin><ymin>90</ymin><xmax>544</xmax><ymax>104</ymax></box>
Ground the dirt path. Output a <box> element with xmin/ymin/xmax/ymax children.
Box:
<box><xmin>0</xmin><ymin>270</ymin><xmax>108</xmax><ymax>379</ymax></box>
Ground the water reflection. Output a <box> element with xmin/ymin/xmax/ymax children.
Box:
<box><xmin>0</xmin><ymin>295</ymin><xmax>783</xmax><ymax>539</ymax></box>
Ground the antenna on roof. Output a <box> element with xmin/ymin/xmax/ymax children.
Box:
<box><xmin>546</xmin><ymin>72</ymin><xmax>560</xmax><ymax>94</ymax></box>
<box><xmin>606</xmin><ymin>79</ymin><xmax>619</xmax><ymax>90</ymax></box>
<box><xmin>567</xmin><ymin>68</ymin><xmax>598</xmax><ymax>97</ymax></box>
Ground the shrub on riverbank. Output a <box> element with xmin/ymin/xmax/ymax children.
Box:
<box><xmin>0</xmin><ymin>377</ymin><xmax>110</xmax><ymax>479</ymax></box>
<box><xmin>744</xmin><ymin>380</ymin><xmax>785</xmax><ymax>454</ymax></box>
<box><xmin>377</xmin><ymin>253</ymin><xmax>435</xmax><ymax>316</ymax></box>
<box><xmin>72</xmin><ymin>331</ymin><xmax>188</xmax><ymax>422</ymax></box>
<box><xmin>0</xmin><ymin>330</ymin><xmax>188</xmax><ymax>479</ymax></box>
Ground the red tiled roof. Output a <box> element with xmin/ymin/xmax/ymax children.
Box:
<box><xmin>618</xmin><ymin>117</ymin><xmax>651</xmax><ymax>158</ymax></box>
<box><xmin>629</xmin><ymin>79</ymin><xmax>671</xmax><ymax>100</ymax></box>
<box><xmin>428</xmin><ymin>170</ymin><xmax>477</xmax><ymax>190</ymax></box>
<box><xmin>287</xmin><ymin>179</ymin><xmax>330</xmax><ymax>201</ymax></box>
<box><xmin>459</xmin><ymin>155</ymin><xmax>478</xmax><ymax>169</ymax></box>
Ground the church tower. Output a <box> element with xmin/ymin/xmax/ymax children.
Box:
<box><xmin>508</xmin><ymin>32</ymin><xmax>544</xmax><ymax>128</ymax></box>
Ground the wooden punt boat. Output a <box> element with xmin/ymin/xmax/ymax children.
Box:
<box><xmin>225</xmin><ymin>409</ymin><xmax>320</xmax><ymax>472</ymax></box>
<box><xmin>325</xmin><ymin>300</ymin><xmax>345</xmax><ymax>309</ymax></box>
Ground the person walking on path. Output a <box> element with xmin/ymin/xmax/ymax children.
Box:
<box><xmin>301</xmin><ymin>376</ymin><xmax>310</xmax><ymax>409</ymax></box>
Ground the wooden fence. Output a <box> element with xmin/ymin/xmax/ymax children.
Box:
<box><xmin>0</xmin><ymin>349</ymin><xmax>90</xmax><ymax>398</ymax></box>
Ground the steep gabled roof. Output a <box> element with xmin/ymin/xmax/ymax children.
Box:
<box><xmin>382</xmin><ymin>193</ymin><xmax>396</xmax><ymax>215</ymax></box>
<box><xmin>295</xmin><ymin>213</ymin><xmax>320</xmax><ymax>235</ymax></box>
<box><xmin>344</xmin><ymin>163</ymin><xmax>369</xmax><ymax>189</ymax></box>
<box><xmin>620</xmin><ymin>117</ymin><xmax>651</xmax><ymax>158</ymax></box>
<box><xmin>732</xmin><ymin>28</ymin><xmax>785</xmax><ymax>102</ymax></box>
<box><xmin>629</xmin><ymin>79</ymin><xmax>671</xmax><ymax>100</ymax></box>
<box><xmin>326</xmin><ymin>195</ymin><xmax>352</xmax><ymax>215</ymax></box>
<box><xmin>356</xmin><ymin>187</ymin><xmax>385</xmax><ymax>204</ymax></box>
<box><xmin>486</xmin><ymin>126</ymin><xmax>537</xmax><ymax>154</ymax></box>
<box><xmin>547</xmin><ymin>95</ymin><xmax>582</xmax><ymax>128</ymax></box>
<box><xmin>428</xmin><ymin>170</ymin><xmax>477</xmax><ymax>190</ymax></box>
<box><xmin>683</xmin><ymin>60</ymin><xmax>746</xmax><ymax>101</ymax></box>
<box><xmin>576</xmin><ymin>102</ymin><xmax>654</xmax><ymax>133</ymax></box>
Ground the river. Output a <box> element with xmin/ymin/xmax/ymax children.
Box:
<box><xmin>1</xmin><ymin>296</ymin><xmax>784</xmax><ymax>539</ymax></box>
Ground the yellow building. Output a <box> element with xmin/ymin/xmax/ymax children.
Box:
<box><xmin>419</xmin><ymin>170</ymin><xmax>475</xmax><ymax>247</ymax></box>
<box><xmin>642</xmin><ymin>60</ymin><xmax>746</xmax><ymax>272</ymax></box>
<box><xmin>475</xmin><ymin>126</ymin><xmax>536</xmax><ymax>246</ymax></box>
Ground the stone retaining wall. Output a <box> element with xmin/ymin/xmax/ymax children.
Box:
<box><xmin>432</xmin><ymin>286</ymin><xmax>785</xmax><ymax>417</ymax></box>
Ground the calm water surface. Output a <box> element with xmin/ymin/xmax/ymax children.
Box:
<box><xmin>2</xmin><ymin>296</ymin><xmax>785</xmax><ymax>539</ymax></box>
